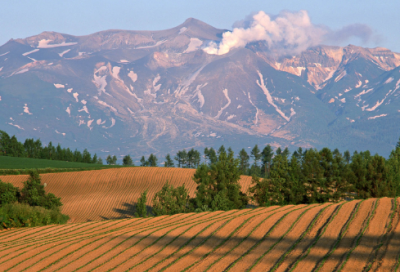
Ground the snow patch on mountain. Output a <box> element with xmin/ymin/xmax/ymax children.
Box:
<box><xmin>153</xmin><ymin>74</ymin><xmax>161</xmax><ymax>91</ymax></box>
<box><xmin>81</xmin><ymin>100</ymin><xmax>87</xmax><ymax>105</ymax></box>
<box><xmin>128</xmin><ymin>70</ymin><xmax>137</xmax><ymax>83</ymax></box>
<box><xmin>366</xmin><ymin>89</ymin><xmax>393</xmax><ymax>111</ymax></box>
<box><xmin>184</xmin><ymin>38</ymin><xmax>203</xmax><ymax>53</ymax></box>
<box><xmin>66</xmin><ymin>107</ymin><xmax>71</xmax><ymax>116</ymax></box>
<box><xmin>37</xmin><ymin>39</ymin><xmax>77</xmax><ymax>48</ymax></box>
<box><xmin>340</xmin><ymin>98</ymin><xmax>346</xmax><ymax>103</ymax></box>
<box><xmin>355</xmin><ymin>88</ymin><xmax>373</xmax><ymax>99</ymax></box>
<box><xmin>67</xmin><ymin>88</ymin><xmax>73</xmax><ymax>93</ymax></box>
<box><xmin>78</xmin><ymin>106</ymin><xmax>89</xmax><ymax>114</ymax></box>
<box><xmin>98</xmin><ymin>100</ymin><xmax>117</xmax><ymax>112</ymax></box>
<box><xmin>55</xmin><ymin>130</ymin><xmax>66</xmax><ymax>136</ymax></box>
<box><xmin>135</xmin><ymin>40</ymin><xmax>166</xmax><ymax>49</ymax></box>
<box><xmin>54</xmin><ymin>84</ymin><xmax>65</xmax><ymax>88</ymax></box>
<box><xmin>384</xmin><ymin>77</ymin><xmax>394</xmax><ymax>84</ymax></box>
<box><xmin>192</xmin><ymin>83</ymin><xmax>207</xmax><ymax>108</ymax></box>
<box><xmin>0</xmin><ymin>52</ymin><xmax>9</xmax><ymax>57</ymax></box>
<box><xmin>227</xmin><ymin>114</ymin><xmax>236</xmax><ymax>120</ymax></box>
<box><xmin>344</xmin><ymin>88</ymin><xmax>352</xmax><ymax>93</ymax></box>
<box><xmin>179</xmin><ymin>27</ymin><xmax>187</xmax><ymax>34</ymax></box>
<box><xmin>93</xmin><ymin>66</ymin><xmax>109</xmax><ymax>96</ymax></box>
<box><xmin>112</xmin><ymin>66</ymin><xmax>121</xmax><ymax>80</ymax></box>
<box><xmin>368</xmin><ymin>114</ymin><xmax>387</xmax><ymax>120</ymax></box>
<box><xmin>58</xmin><ymin>49</ymin><xmax>70</xmax><ymax>57</ymax></box>
<box><xmin>248</xmin><ymin>93</ymin><xmax>259</xmax><ymax>125</ymax></box>
<box><xmin>87</xmin><ymin>119</ymin><xmax>94</xmax><ymax>129</ymax></box>
<box><xmin>73</xmin><ymin>92</ymin><xmax>79</xmax><ymax>102</ymax></box>
<box><xmin>237</xmin><ymin>105</ymin><xmax>242</xmax><ymax>109</ymax></box>
<box><xmin>215</xmin><ymin>89</ymin><xmax>231</xmax><ymax>119</ymax></box>
<box><xmin>335</xmin><ymin>70</ymin><xmax>346</xmax><ymax>82</ymax></box>
<box><xmin>22</xmin><ymin>49</ymin><xmax>39</xmax><ymax>56</ymax></box>
<box><xmin>15</xmin><ymin>69</ymin><xmax>29</xmax><ymax>75</ymax></box>
<box><xmin>8</xmin><ymin>123</ymin><xmax>24</xmax><ymax>130</ymax></box>
<box><xmin>102</xmin><ymin>118</ymin><xmax>116</xmax><ymax>129</ymax></box>
<box><xmin>175</xmin><ymin>65</ymin><xmax>206</xmax><ymax>97</ymax></box>
<box><xmin>23</xmin><ymin>104</ymin><xmax>32</xmax><ymax>115</ymax></box>
<box><xmin>355</xmin><ymin>80</ymin><xmax>362</xmax><ymax>88</ymax></box>
<box><xmin>120</xmin><ymin>60</ymin><xmax>129</xmax><ymax>63</ymax></box>
<box><xmin>256</xmin><ymin>71</ymin><xmax>290</xmax><ymax>121</ymax></box>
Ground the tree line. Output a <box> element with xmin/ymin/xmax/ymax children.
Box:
<box><xmin>0</xmin><ymin>130</ymin><xmax>102</xmax><ymax>164</ymax></box>
<box><xmin>134</xmin><ymin>141</ymin><xmax>400</xmax><ymax>217</ymax></box>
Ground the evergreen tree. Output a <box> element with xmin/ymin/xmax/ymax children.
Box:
<box><xmin>152</xmin><ymin>183</ymin><xmax>190</xmax><ymax>215</ymax></box>
<box><xmin>140</xmin><ymin>156</ymin><xmax>148</xmax><ymax>166</ymax></box>
<box><xmin>204</xmin><ymin>148</ymin><xmax>210</xmax><ymax>165</ymax></box>
<box><xmin>344</xmin><ymin>150</ymin><xmax>351</xmax><ymax>164</ymax></box>
<box><xmin>122</xmin><ymin>155</ymin><xmax>133</xmax><ymax>166</ymax></box>
<box><xmin>208</xmin><ymin>148</ymin><xmax>218</xmax><ymax>165</ymax></box>
<box><xmin>301</xmin><ymin>149</ymin><xmax>326</xmax><ymax>203</ymax></box>
<box><xmin>251</xmin><ymin>144</ymin><xmax>261</xmax><ymax>167</ymax></box>
<box><xmin>97</xmin><ymin>157</ymin><xmax>103</xmax><ymax>165</ymax></box>
<box><xmin>164</xmin><ymin>154</ymin><xmax>174</xmax><ymax>167</ymax></box>
<box><xmin>135</xmin><ymin>190</ymin><xmax>148</xmax><ymax>217</ymax></box>
<box><xmin>112</xmin><ymin>155</ymin><xmax>117</xmax><ymax>165</ymax></box>
<box><xmin>0</xmin><ymin>180</ymin><xmax>20</xmax><ymax>206</ymax></box>
<box><xmin>106</xmin><ymin>155</ymin><xmax>114</xmax><ymax>165</ymax></box>
<box><xmin>148</xmin><ymin>154</ymin><xmax>158</xmax><ymax>166</ymax></box>
<box><xmin>92</xmin><ymin>153</ymin><xmax>98</xmax><ymax>164</ymax></box>
<box><xmin>238</xmin><ymin>148</ymin><xmax>250</xmax><ymax>175</ymax></box>
<box><xmin>276</xmin><ymin>147</ymin><xmax>282</xmax><ymax>156</ymax></box>
<box><xmin>282</xmin><ymin>147</ymin><xmax>290</xmax><ymax>158</ymax></box>
<box><xmin>261</xmin><ymin>145</ymin><xmax>274</xmax><ymax>177</ymax></box>
<box><xmin>193</xmin><ymin>150</ymin><xmax>248</xmax><ymax>211</ymax></box>
<box><xmin>82</xmin><ymin>149</ymin><xmax>92</xmax><ymax>163</ymax></box>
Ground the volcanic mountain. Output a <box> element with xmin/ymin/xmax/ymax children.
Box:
<box><xmin>1</xmin><ymin>18</ymin><xmax>400</xmax><ymax>159</ymax></box>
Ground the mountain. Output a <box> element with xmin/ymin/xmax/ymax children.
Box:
<box><xmin>1</xmin><ymin>18</ymin><xmax>400</xmax><ymax>160</ymax></box>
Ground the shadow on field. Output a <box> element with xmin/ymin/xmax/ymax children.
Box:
<box><xmin>99</xmin><ymin>202</ymin><xmax>153</xmax><ymax>220</ymax></box>
<box><xmin>103</xmin><ymin>231</ymin><xmax>400</xmax><ymax>269</ymax></box>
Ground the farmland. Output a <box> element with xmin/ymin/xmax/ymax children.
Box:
<box><xmin>0</xmin><ymin>198</ymin><xmax>399</xmax><ymax>271</ymax></box>
<box><xmin>0</xmin><ymin>167</ymin><xmax>253</xmax><ymax>222</ymax></box>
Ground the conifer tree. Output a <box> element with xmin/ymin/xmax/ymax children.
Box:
<box><xmin>251</xmin><ymin>144</ymin><xmax>261</xmax><ymax>168</ymax></box>
<box><xmin>148</xmin><ymin>154</ymin><xmax>158</xmax><ymax>166</ymax></box>
<box><xmin>261</xmin><ymin>145</ymin><xmax>274</xmax><ymax>177</ymax></box>
<box><xmin>140</xmin><ymin>156</ymin><xmax>148</xmax><ymax>166</ymax></box>
<box><xmin>208</xmin><ymin>148</ymin><xmax>218</xmax><ymax>165</ymax></box>
<box><xmin>238</xmin><ymin>148</ymin><xmax>250</xmax><ymax>175</ymax></box>
<box><xmin>106</xmin><ymin>155</ymin><xmax>113</xmax><ymax>165</ymax></box>
<box><xmin>164</xmin><ymin>154</ymin><xmax>175</xmax><ymax>167</ymax></box>
<box><xmin>122</xmin><ymin>155</ymin><xmax>133</xmax><ymax>166</ymax></box>
<box><xmin>135</xmin><ymin>190</ymin><xmax>148</xmax><ymax>217</ymax></box>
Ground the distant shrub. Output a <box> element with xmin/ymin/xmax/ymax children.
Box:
<box><xmin>152</xmin><ymin>182</ymin><xmax>191</xmax><ymax>216</ymax></box>
<box><xmin>135</xmin><ymin>190</ymin><xmax>148</xmax><ymax>217</ymax></box>
<box><xmin>0</xmin><ymin>203</ymin><xmax>69</xmax><ymax>230</ymax></box>
<box><xmin>0</xmin><ymin>180</ymin><xmax>20</xmax><ymax>206</ymax></box>
<box><xmin>20</xmin><ymin>171</ymin><xmax>63</xmax><ymax>211</ymax></box>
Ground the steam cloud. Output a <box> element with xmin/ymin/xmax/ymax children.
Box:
<box><xmin>204</xmin><ymin>10</ymin><xmax>374</xmax><ymax>56</ymax></box>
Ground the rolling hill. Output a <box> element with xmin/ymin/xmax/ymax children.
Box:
<box><xmin>0</xmin><ymin>198</ymin><xmax>398</xmax><ymax>271</ymax></box>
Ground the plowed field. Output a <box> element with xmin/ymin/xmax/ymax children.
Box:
<box><xmin>1</xmin><ymin>198</ymin><xmax>400</xmax><ymax>272</ymax></box>
<box><xmin>0</xmin><ymin>167</ymin><xmax>253</xmax><ymax>222</ymax></box>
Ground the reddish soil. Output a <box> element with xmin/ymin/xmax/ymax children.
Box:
<box><xmin>292</xmin><ymin>200</ymin><xmax>359</xmax><ymax>272</ymax></box>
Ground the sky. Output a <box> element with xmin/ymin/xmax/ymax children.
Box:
<box><xmin>1</xmin><ymin>0</ymin><xmax>399</xmax><ymax>52</ymax></box>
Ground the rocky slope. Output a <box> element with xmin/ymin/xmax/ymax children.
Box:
<box><xmin>1</xmin><ymin>18</ymin><xmax>399</xmax><ymax>160</ymax></box>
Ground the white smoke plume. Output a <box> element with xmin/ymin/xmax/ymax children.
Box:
<box><xmin>204</xmin><ymin>10</ymin><xmax>374</xmax><ymax>56</ymax></box>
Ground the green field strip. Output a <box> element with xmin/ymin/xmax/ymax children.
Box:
<box><xmin>269</xmin><ymin>203</ymin><xmax>334</xmax><ymax>272</ymax></box>
<box><xmin>76</xmin><ymin>210</ymin><xmax>240</xmax><ymax>272</ymax></box>
<box><xmin>364</xmin><ymin>197</ymin><xmax>397</xmax><ymax>271</ymax></box>
<box><xmin>314</xmin><ymin>200</ymin><xmax>364</xmax><ymax>272</ymax></box>
<box><xmin>246</xmin><ymin>205</ymin><xmax>320</xmax><ymax>271</ymax></box>
<box><xmin>1</xmin><ymin>216</ymin><xmax>154</xmax><ymax>272</ymax></box>
<box><xmin>40</xmin><ymin>212</ymin><xmax>212</xmax><ymax>272</ymax></box>
<box><xmin>202</xmin><ymin>205</ymin><xmax>294</xmax><ymax>272</ymax></box>
<box><xmin>91</xmin><ymin>209</ymin><xmax>263</xmax><ymax>272</ymax></box>
<box><xmin>179</xmin><ymin>208</ymin><xmax>277</xmax><ymax>272</ymax></box>
<box><xmin>223</xmin><ymin>204</ymin><xmax>312</xmax><ymax>272</ymax></box>
<box><xmin>146</xmin><ymin>208</ymin><xmax>269</xmax><ymax>272</ymax></box>
<box><xmin>287</xmin><ymin>202</ymin><xmax>346</xmax><ymax>272</ymax></box>
<box><xmin>32</xmin><ymin>213</ymin><xmax>208</xmax><ymax>272</ymax></box>
<box><xmin>336</xmin><ymin>199</ymin><xmax>379</xmax><ymax>271</ymax></box>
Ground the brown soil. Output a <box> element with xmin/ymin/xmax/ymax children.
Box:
<box><xmin>251</xmin><ymin>203</ymin><xmax>329</xmax><ymax>271</ymax></box>
<box><xmin>219</xmin><ymin>204</ymin><xmax>312</xmax><ymax>272</ymax></box>
<box><xmin>318</xmin><ymin>198</ymin><xmax>376</xmax><ymax>272</ymax></box>
<box><xmin>291</xmin><ymin>200</ymin><xmax>359</xmax><ymax>272</ymax></box>
<box><xmin>370</xmin><ymin>198</ymin><xmax>400</xmax><ymax>271</ymax></box>
<box><xmin>0</xmin><ymin>167</ymin><xmax>253</xmax><ymax>222</ymax></box>
<box><xmin>187</xmin><ymin>206</ymin><xmax>282</xmax><ymax>271</ymax></box>
<box><xmin>341</xmin><ymin>198</ymin><xmax>392</xmax><ymax>271</ymax></box>
<box><xmin>275</xmin><ymin>203</ymin><xmax>339</xmax><ymax>272</ymax></box>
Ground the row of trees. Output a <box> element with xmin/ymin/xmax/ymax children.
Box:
<box><xmin>0</xmin><ymin>130</ymin><xmax>102</xmax><ymax>164</ymax></box>
<box><xmin>135</xmin><ymin>142</ymin><xmax>400</xmax><ymax>217</ymax></box>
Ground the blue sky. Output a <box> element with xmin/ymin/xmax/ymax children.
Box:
<box><xmin>1</xmin><ymin>0</ymin><xmax>399</xmax><ymax>51</ymax></box>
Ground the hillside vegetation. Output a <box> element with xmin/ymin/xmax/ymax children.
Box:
<box><xmin>0</xmin><ymin>167</ymin><xmax>253</xmax><ymax>222</ymax></box>
<box><xmin>0</xmin><ymin>198</ymin><xmax>399</xmax><ymax>271</ymax></box>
